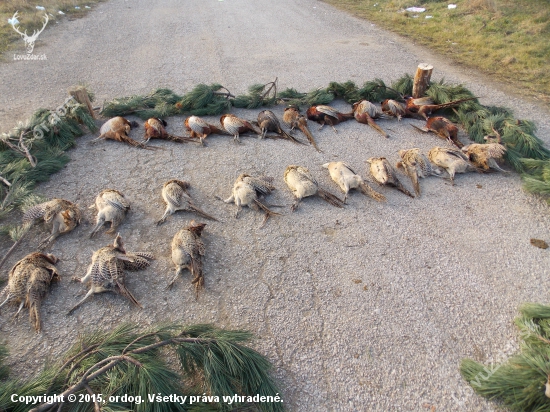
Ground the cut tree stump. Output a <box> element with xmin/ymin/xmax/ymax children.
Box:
<box><xmin>412</xmin><ymin>63</ymin><xmax>433</xmax><ymax>98</ymax></box>
<box><xmin>68</xmin><ymin>85</ymin><xmax>95</xmax><ymax>118</ymax></box>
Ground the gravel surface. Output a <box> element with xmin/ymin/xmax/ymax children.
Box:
<box><xmin>1</xmin><ymin>1</ymin><xmax>550</xmax><ymax>411</ymax></box>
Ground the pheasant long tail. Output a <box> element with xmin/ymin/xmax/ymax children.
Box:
<box><xmin>190</xmin><ymin>205</ymin><xmax>218</xmax><ymax>221</ymax></box>
<box><xmin>316</xmin><ymin>188</ymin><xmax>345</xmax><ymax>208</ymax></box>
<box><xmin>393</xmin><ymin>181</ymin><xmax>415</xmax><ymax>198</ymax></box>
<box><xmin>355</xmin><ymin>113</ymin><xmax>388</xmax><ymax>137</ymax></box>
<box><xmin>190</xmin><ymin>258</ymin><xmax>204</xmax><ymax>300</ymax></box>
<box><xmin>166</xmin><ymin>134</ymin><xmax>196</xmax><ymax>143</ymax></box>
<box><xmin>298</xmin><ymin>123</ymin><xmax>321</xmax><ymax>152</ymax></box>
<box><xmin>117</xmin><ymin>281</ymin><xmax>142</xmax><ymax>308</ymax></box>
<box><xmin>404</xmin><ymin>165</ymin><xmax>421</xmax><ymax>197</ymax></box>
<box><xmin>358</xmin><ymin>182</ymin><xmax>387</xmax><ymax>202</ymax></box>
<box><xmin>210</xmin><ymin>125</ymin><xmax>231</xmax><ymax>136</ymax></box>
<box><xmin>279</xmin><ymin>129</ymin><xmax>307</xmax><ymax>145</ymax></box>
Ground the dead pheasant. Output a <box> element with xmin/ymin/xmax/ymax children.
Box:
<box><xmin>184</xmin><ymin>115</ymin><xmax>229</xmax><ymax>146</ymax></box>
<box><xmin>94</xmin><ymin>116</ymin><xmax>146</xmax><ymax>148</ymax></box>
<box><xmin>367</xmin><ymin>157</ymin><xmax>414</xmax><ymax>198</ymax></box>
<box><xmin>396</xmin><ymin>148</ymin><xmax>441</xmax><ymax>197</ymax></box>
<box><xmin>283</xmin><ymin>105</ymin><xmax>320</xmax><ymax>151</ymax></box>
<box><xmin>220</xmin><ymin>114</ymin><xmax>262</xmax><ymax>143</ymax></box>
<box><xmin>306</xmin><ymin>105</ymin><xmax>354</xmax><ymax>133</ymax></box>
<box><xmin>169</xmin><ymin>221</ymin><xmax>206</xmax><ymax>299</ymax></box>
<box><xmin>221</xmin><ymin>174</ymin><xmax>281</xmax><ymax>227</ymax></box>
<box><xmin>381</xmin><ymin>99</ymin><xmax>412</xmax><ymax>121</ymax></box>
<box><xmin>352</xmin><ymin>100</ymin><xmax>388</xmax><ymax>137</ymax></box>
<box><xmin>68</xmin><ymin>234</ymin><xmax>153</xmax><ymax>314</ymax></box>
<box><xmin>404</xmin><ymin>96</ymin><xmax>477</xmax><ymax>120</ymax></box>
<box><xmin>23</xmin><ymin>199</ymin><xmax>82</xmax><ymax>248</ymax></box>
<box><xmin>157</xmin><ymin>179</ymin><xmax>217</xmax><ymax>225</ymax></box>
<box><xmin>462</xmin><ymin>142</ymin><xmax>507</xmax><ymax>172</ymax></box>
<box><xmin>412</xmin><ymin>116</ymin><xmax>464</xmax><ymax>148</ymax></box>
<box><xmin>0</xmin><ymin>252</ymin><xmax>59</xmax><ymax>332</ymax></box>
<box><xmin>257</xmin><ymin>110</ymin><xmax>303</xmax><ymax>144</ymax></box>
<box><xmin>143</xmin><ymin>118</ymin><xmax>193</xmax><ymax>144</ymax></box>
<box><xmin>323</xmin><ymin>161</ymin><xmax>386</xmax><ymax>203</ymax></box>
<box><xmin>284</xmin><ymin>165</ymin><xmax>345</xmax><ymax>211</ymax></box>
<box><xmin>428</xmin><ymin>146</ymin><xmax>479</xmax><ymax>185</ymax></box>
<box><xmin>89</xmin><ymin>189</ymin><xmax>130</xmax><ymax>237</ymax></box>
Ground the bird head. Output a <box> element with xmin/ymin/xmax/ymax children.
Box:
<box><xmin>113</xmin><ymin>233</ymin><xmax>126</xmax><ymax>253</ymax></box>
<box><xmin>285</xmin><ymin>105</ymin><xmax>300</xmax><ymax>112</ymax></box>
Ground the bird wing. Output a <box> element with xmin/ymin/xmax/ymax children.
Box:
<box><xmin>296</xmin><ymin>166</ymin><xmax>317</xmax><ymax>185</ymax></box>
<box><xmin>341</xmin><ymin>162</ymin><xmax>358</xmax><ymax>176</ymax></box>
<box><xmin>121</xmin><ymin>252</ymin><xmax>153</xmax><ymax>271</ymax></box>
<box><xmin>411</xmin><ymin>97</ymin><xmax>434</xmax><ymax>106</ymax></box>
<box><xmin>243</xmin><ymin>176</ymin><xmax>275</xmax><ymax>196</ymax></box>
<box><xmin>314</xmin><ymin>105</ymin><xmax>340</xmax><ymax>118</ymax></box>
<box><xmin>485</xmin><ymin>143</ymin><xmax>507</xmax><ymax>159</ymax></box>
<box><xmin>102</xmin><ymin>190</ymin><xmax>130</xmax><ymax>211</ymax></box>
<box><xmin>444</xmin><ymin>147</ymin><xmax>470</xmax><ymax>161</ymax></box>
<box><xmin>164</xmin><ymin>182</ymin><xmax>184</xmax><ymax>207</ymax></box>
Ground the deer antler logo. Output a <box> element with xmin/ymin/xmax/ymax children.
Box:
<box><xmin>10</xmin><ymin>11</ymin><xmax>49</xmax><ymax>54</ymax></box>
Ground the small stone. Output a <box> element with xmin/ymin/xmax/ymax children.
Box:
<box><xmin>530</xmin><ymin>238</ymin><xmax>548</xmax><ymax>249</ymax></box>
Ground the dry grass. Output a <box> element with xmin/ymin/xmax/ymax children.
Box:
<box><xmin>1</xmin><ymin>0</ymin><xmax>106</xmax><ymax>54</ymax></box>
<box><xmin>322</xmin><ymin>0</ymin><xmax>550</xmax><ymax>103</ymax></box>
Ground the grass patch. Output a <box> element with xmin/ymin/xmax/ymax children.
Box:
<box><xmin>0</xmin><ymin>0</ymin><xmax>106</xmax><ymax>55</ymax></box>
<box><xmin>321</xmin><ymin>0</ymin><xmax>550</xmax><ymax>102</ymax></box>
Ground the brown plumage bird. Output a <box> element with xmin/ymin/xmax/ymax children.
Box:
<box><xmin>367</xmin><ymin>157</ymin><xmax>414</xmax><ymax>198</ymax></box>
<box><xmin>23</xmin><ymin>199</ymin><xmax>82</xmax><ymax>248</ymax></box>
<box><xmin>0</xmin><ymin>252</ymin><xmax>59</xmax><ymax>332</ymax></box>
<box><xmin>169</xmin><ymin>221</ymin><xmax>206</xmax><ymax>298</ymax></box>
<box><xmin>143</xmin><ymin>118</ymin><xmax>193</xmax><ymax>144</ymax></box>
<box><xmin>461</xmin><ymin>142</ymin><xmax>507</xmax><ymax>172</ymax></box>
<box><xmin>396</xmin><ymin>148</ymin><xmax>441</xmax><ymax>197</ymax></box>
<box><xmin>157</xmin><ymin>179</ymin><xmax>217</xmax><ymax>225</ymax></box>
<box><xmin>306</xmin><ymin>105</ymin><xmax>354</xmax><ymax>133</ymax></box>
<box><xmin>428</xmin><ymin>146</ymin><xmax>479</xmax><ymax>185</ymax></box>
<box><xmin>220</xmin><ymin>114</ymin><xmax>262</xmax><ymax>143</ymax></box>
<box><xmin>381</xmin><ymin>99</ymin><xmax>411</xmax><ymax>121</ymax></box>
<box><xmin>95</xmin><ymin>116</ymin><xmax>145</xmax><ymax>148</ymax></box>
<box><xmin>184</xmin><ymin>115</ymin><xmax>229</xmax><ymax>146</ymax></box>
<box><xmin>284</xmin><ymin>165</ymin><xmax>345</xmax><ymax>211</ymax></box>
<box><xmin>257</xmin><ymin>110</ymin><xmax>303</xmax><ymax>144</ymax></box>
<box><xmin>222</xmin><ymin>174</ymin><xmax>280</xmax><ymax>227</ymax></box>
<box><xmin>68</xmin><ymin>234</ymin><xmax>153</xmax><ymax>314</ymax></box>
<box><xmin>323</xmin><ymin>161</ymin><xmax>386</xmax><ymax>203</ymax></box>
<box><xmin>89</xmin><ymin>189</ymin><xmax>130</xmax><ymax>237</ymax></box>
<box><xmin>412</xmin><ymin>116</ymin><xmax>463</xmax><ymax>148</ymax></box>
<box><xmin>352</xmin><ymin>100</ymin><xmax>388</xmax><ymax>137</ymax></box>
<box><xmin>404</xmin><ymin>96</ymin><xmax>477</xmax><ymax>120</ymax></box>
<box><xmin>283</xmin><ymin>105</ymin><xmax>321</xmax><ymax>151</ymax></box>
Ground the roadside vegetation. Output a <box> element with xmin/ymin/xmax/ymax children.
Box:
<box><xmin>1</xmin><ymin>0</ymin><xmax>105</xmax><ymax>54</ymax></box>
<box><xmin>322</xmin><ymin>0</ymin><xmax>550</xmax><ymax>103</ymax></box>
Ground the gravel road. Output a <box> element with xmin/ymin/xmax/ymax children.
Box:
<box><xmin>1</xmin><ymin>1</ymin><xmax>550</xmax><ymax>411</ymax></box>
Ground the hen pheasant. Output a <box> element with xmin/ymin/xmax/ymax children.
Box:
<box><xmin>0</xmin><ymin>252</ymin><xmax>59</xmax><ymax>332</ymax></box>
<box><xmin>23</xmin><ymin>199</ymin><xmax>81</xmax><ymax>248</ymax></box>
<box><xmin>89</xmin><ymin>189</ymin><xmax>130</xmax><ymax>237</ymax></box>
<box><xmin>396</xmin><ymin>148</ymin><xmax>441</xmax><ymax>196</ymax></box>
<box><xmin>68</xmin><ymin>234</ymin><xmax>153</xmax><ymax>314</ymax></box>
<box><xmin>428</xmin><ymin>146</ymin><xmax>479</xmax><ymax>185</ymax></box>
<box><xmin>169</xmin><ymin>221</ymin><xmax>206</xmax><ymax>298</ymax></box>
<box><xmin>323</xmin><ymin>161</ymin><xmax>386</xmax><ymax>203</ymax></box>
<box><xmin>367</xmin><ymin>157</ymin><xmax>414</xmax><ymax>198</ymax></box>
<box><xmin>157</xmin><ymin>179</ymin><xmax>217</xmax><ymax>225</ymax></box>
<box><xmin>284</xmin><ymin>165</ymin><xmax>345</xmax><ymax>211</ymax></box>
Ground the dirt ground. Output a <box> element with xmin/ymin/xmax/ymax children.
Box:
<box><xmin>1</xmin><ymin>1</ymin><xmax>550</xmax><ymax>411</ymax></box>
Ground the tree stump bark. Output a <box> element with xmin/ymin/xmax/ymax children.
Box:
<box><xmin>68</xmin><ymin>86</ymin><xmax>95</xmax><ymax>118</ymax></box>
<box><xmin>412</xmin><ymin>63</ymin><xmax>433</xmax><ymax>98</ymax></box>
